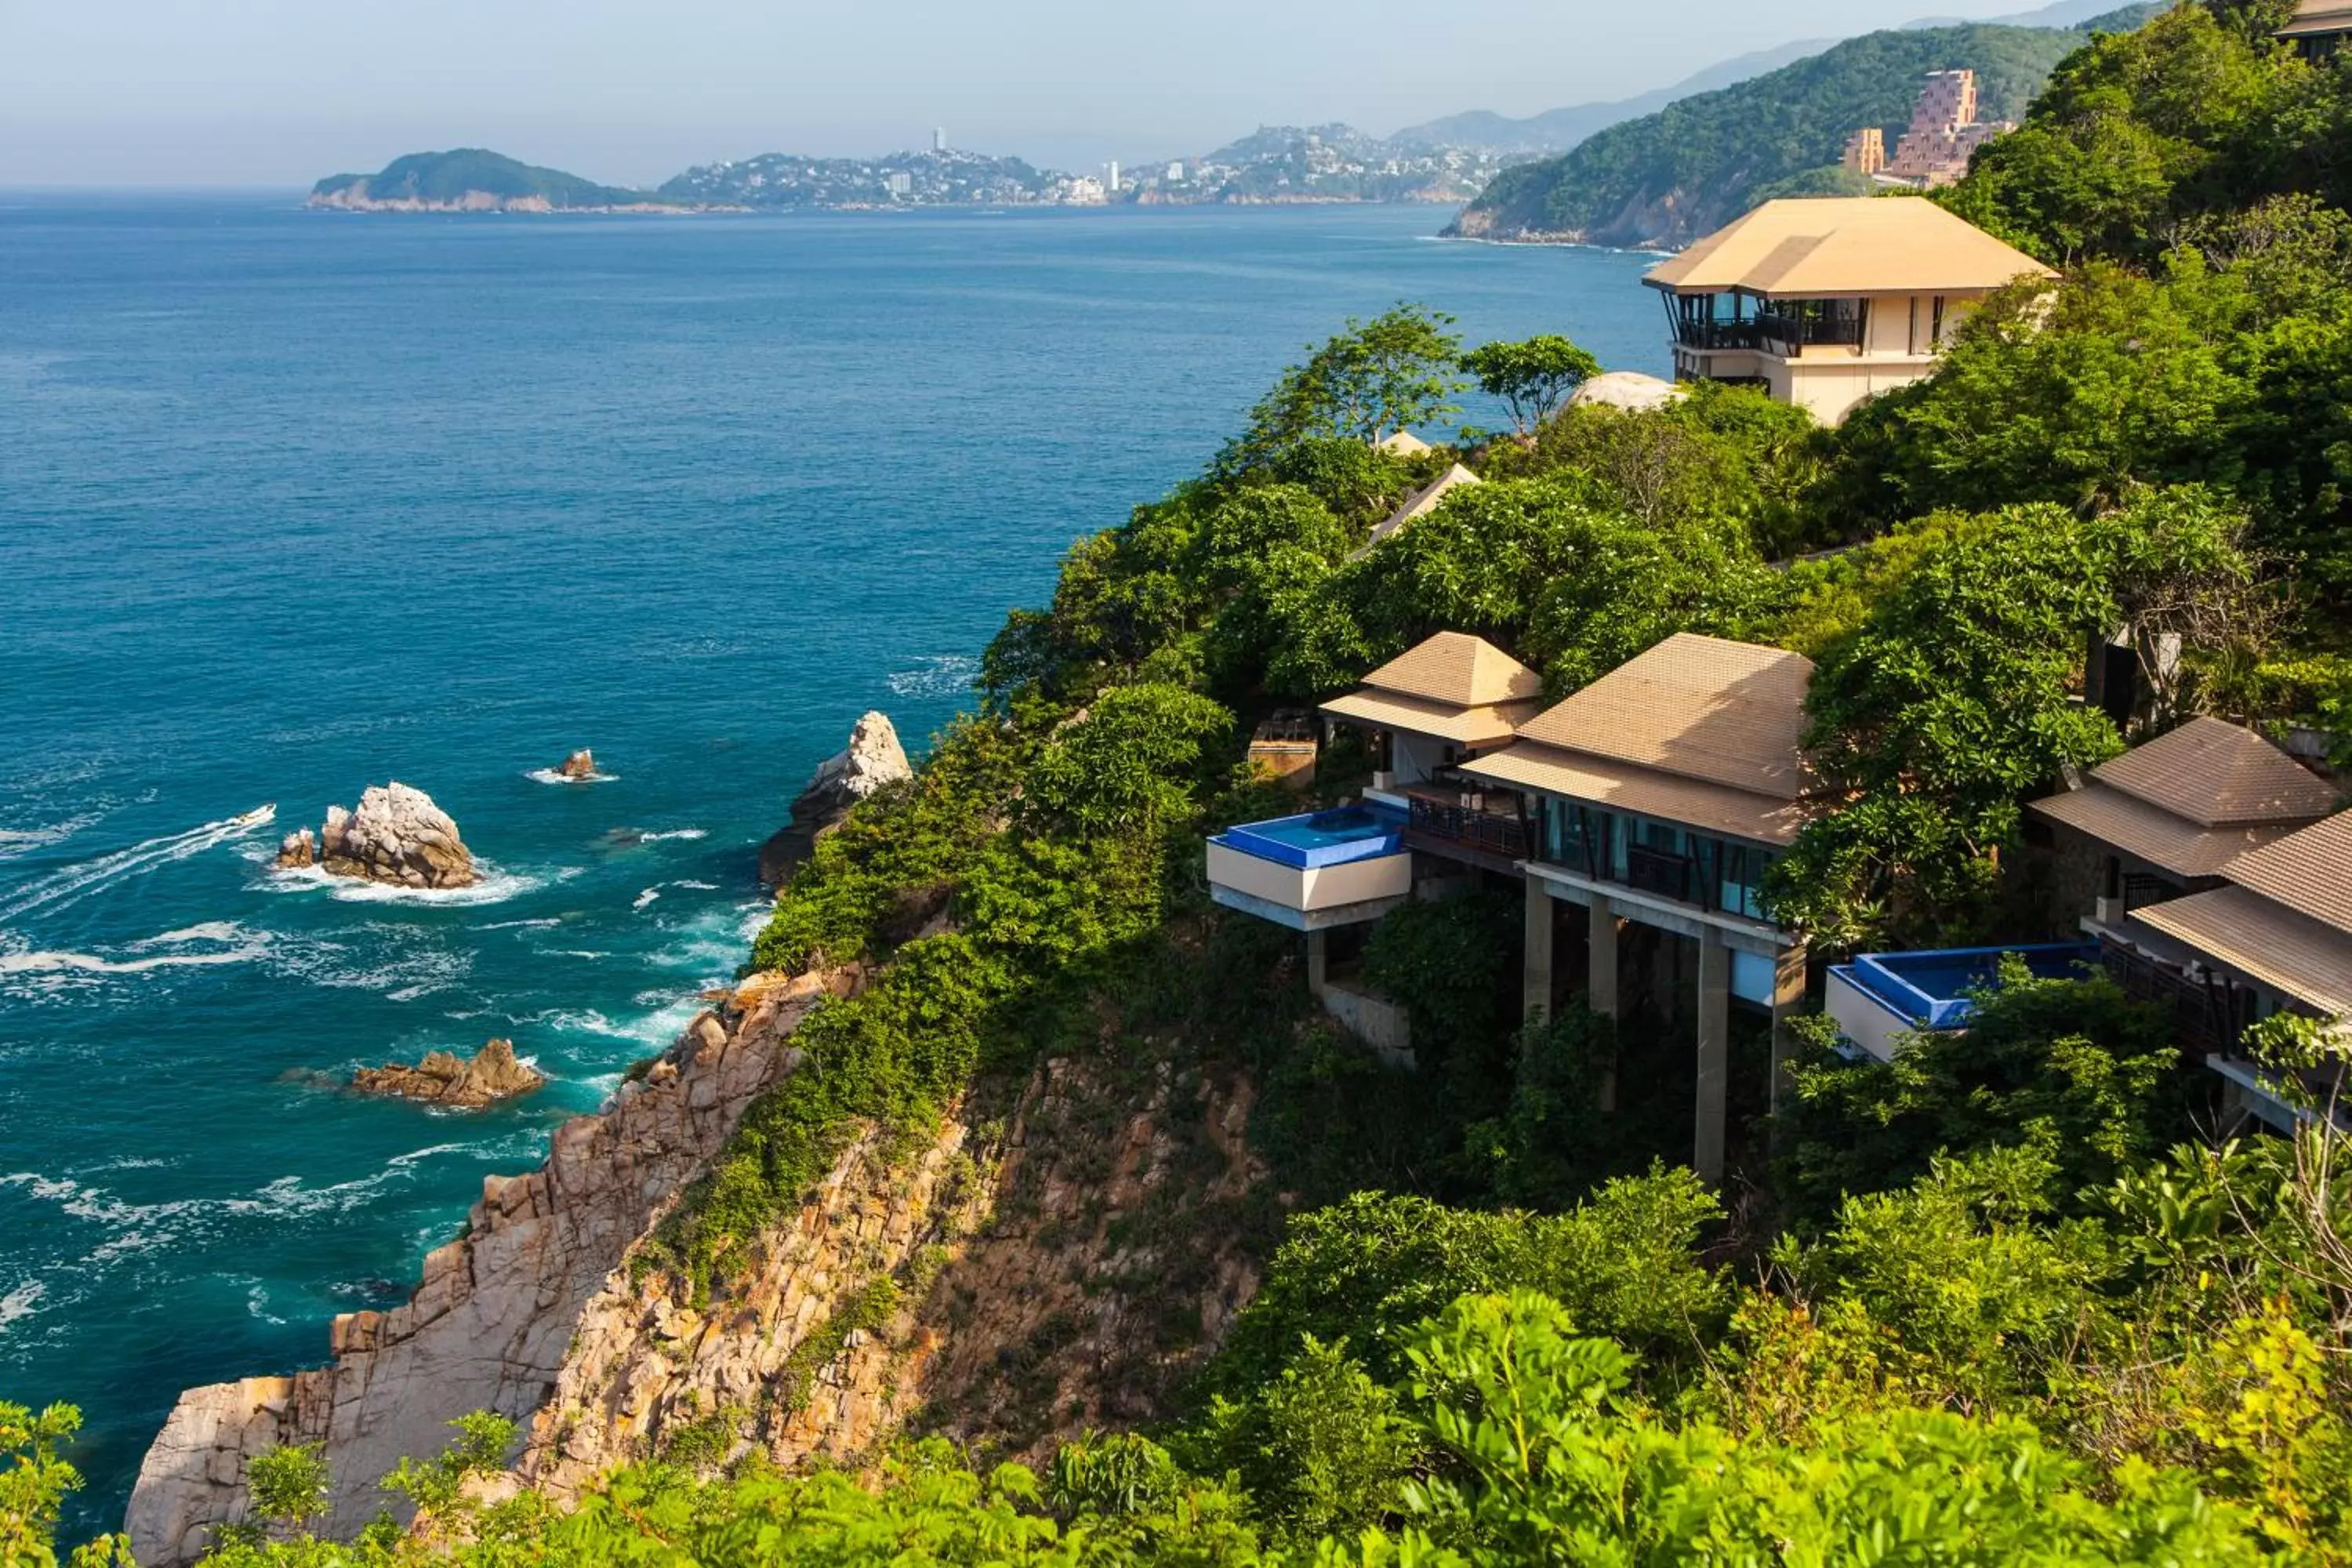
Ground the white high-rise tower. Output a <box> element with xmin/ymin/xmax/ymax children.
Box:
<box><xmin>933</xmin><ymin>127</ymin><xmax>947</xmax><ymax>154</ymax></box>
<box><xmin>1107</xmin><ymin>160</ymin><xmax>1120</xmax><ymax>193</ymax></box>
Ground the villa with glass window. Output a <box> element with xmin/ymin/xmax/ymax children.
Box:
<box><xmin>1645</xmin><ymin>197</ymin><xmax>2054</xmax><ymax>424</ymax></box>
<box><xmin>1461</xmin><ymin>632</ymin><xmax>1815</xmax><ymax>1183</ymax></box>
<box><xmin>2029</xmin><ymin>718</ymin><xmax>2350</xmax><ymax>1125</ymax></box>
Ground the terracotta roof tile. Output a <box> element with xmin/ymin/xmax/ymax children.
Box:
<box><xmin>2094</xmin><ymin>717</ymin><xmax>2340</xmax><ymax>827</ymax></box>
<box><xmin>1510</xmin><ymin>633</ymin><xmax>1814</xmax><ymax>800</ymax></box>
<box><xmin>2136</xmin><ymin>884</ymin><xmax>2352</xmax><ymax>1015</ymax></box>
<box><xmin>2221</xmin><ymin>811</ymin><xmax>2352</xmax><ymax>939</ymax></box>
<box><xmin>2031</xmin><ymin>782</ymin><xmax>2307</xmax><ymax>879</ymax></box>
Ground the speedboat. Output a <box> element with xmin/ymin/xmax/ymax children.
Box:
<box><xmin>231</xmin><ymin>804</ymin><xmax>278</xmax><ymax>829</ymax></box>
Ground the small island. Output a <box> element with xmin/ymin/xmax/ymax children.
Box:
<box><xmin>307</xmin><ymin>149</ymin><xmax>697</xmax><ymax>213</ymax></box>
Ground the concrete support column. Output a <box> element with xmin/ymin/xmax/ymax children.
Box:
<box><xmin>1306</xmin><ymin>929</ymin><xmax>1329</xmax><ymax>997</ymax></box>
<box><xmin>1588</xmin><ymin>895</ymin><xmax>1620</xmax><ymax>1019</ymax></box>
<box><xmin>1694</xmin><ymin>930</ymin><xmax>1731</xmax><ymax>1185</ymax></box>
<box><xmin>1767</xmin><ymin>942</ymin><xmax>1808</xmax><ymax>1123</ymax></box>
<box><xmin>1522</xmin><ymin>880</ymin><xmax>1555</xmax><ymax>1022</ymax></box>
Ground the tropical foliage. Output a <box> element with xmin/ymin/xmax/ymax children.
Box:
<box><xmin>28</xmin><ymin>8</ymin><xmax>2352</xmax><ymax>1563</ymax></box>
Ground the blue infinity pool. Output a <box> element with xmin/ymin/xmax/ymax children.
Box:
<box><xmin>1845</xmin><ymin>942</ymin><xmax>2102</xmax><ymax>1029</ymax></box>
<box><xmin>1216</xmin><ymin>806</ymin><xmax>1405</xmax><ymax>869</ymax></box>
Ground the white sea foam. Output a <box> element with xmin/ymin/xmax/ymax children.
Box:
<box><xmin>0</xmin><ymin>811</ymin><xmax>103</xmax><ymax>860</ymax></box>
<box><xmin>0</xmin><ymin>811</ymin><xmax>273</xmax><ymax>924</ymax></box>
<box><xmin>887</xmin><ymin>654</ymin><xmax>980</xmax><ymax>698</ymax></box>
<box><xmin>0</xmin><ymin>922</ymin><xmax>271</xmax><ymax>979</ymax></box>
<box><xmin>525</xmin><ymin>768</ymin><xmax>617</xmax><ymax>786</ymax></box>
<box><xmin>259</xmin><ymin>861</ymin><xmax>541</xmax><ymax>907</ymax></box>
<box><xmin>478</xmin><ymin>917</ymin><xmax>562</xmax><ymax>931</ymax></box>
<box><xmin>0</xmin><ymin>1280</ymin><xmax>45</xmax><ymax>1333</ymax></box>
<box><xmin>637</xmin><ymin>829</ymin><xmax>706</xmax><ymax>843</ymax></box>
<box><xmin>671</xmin><ymin>879</ymin><xmax>719</xmax><ymax>891</ymax></box>
<box><xmin>633</xmin><ymin>887</ymin><xmax>661</xmax><ymax>911</ymax></box>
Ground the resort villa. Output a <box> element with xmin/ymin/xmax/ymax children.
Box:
<box><xmin>1202</xmin><ymin>211</ymin><xmax>2352</xmax><ymax>1180</ymax></box>
<box><xmin>2031</xmin><ymin>718</ymin><xmax>2350</xmax><ymax>1125</ymax></box>
<box><xmin>1462</xmin><ymin>633</ymin><xmax>1817</xmax><ymax>1183</ymax></box>
<box><xmin>1646</xmin><ymin>196</ymin><xmax>2054</xmax><ymax>423</ymax></box>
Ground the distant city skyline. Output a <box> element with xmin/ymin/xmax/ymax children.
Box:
<box><xmin>2</xmin><ymin>0</ymin><xmax>2071</xmax><ymax>187</ymax></box>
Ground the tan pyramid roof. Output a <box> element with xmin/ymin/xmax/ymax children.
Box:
<box><xmin>1359</xmin><ymin>631</ymin><xmax>1543</xmax><ymax>707</ymax></box>
<box><xmin>1643</xmin><ymin>198</ymin><xmax>2053</xmax><ymax>298</ymax></box>
<box><xmin>1319</xmin><ymin>633</ymin><xmax>1542</xmax><ymax>748</ymax></box>
<box><xmin>2096</xmin><ymin>717</ymin><xmax>2340</xmax><ymax>827</ymax></box>
<box><xmin>1510</xmin><ymin>633</ymin><xmax>1815</xmax><ymax>800</ymax></box>
<box><xmin>2221</xmin><ymin>811</ymin><xmax>2352</xmax><ymax>939</ymax></box>
<box><xmin>1375</xmin><ymin>430</ymin><xmax>1432</xmax><ymax>456</ymax></box>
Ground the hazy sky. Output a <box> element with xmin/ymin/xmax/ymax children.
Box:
<box><xmin>2</xmin><ymin>0</ymin><xmax>2055</xmax><ymax>186</ymax></box>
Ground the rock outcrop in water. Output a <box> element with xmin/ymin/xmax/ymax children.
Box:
<box><xmin>554</xmin><ymin>749</ymin><xmax>597</xmax><ymax>781</ymax></box>
<box><xmin>350</xmin><ymin>1040</ymin><xmax>545</xmax><ymax>1109</ymax></box>
<box><xmin>312</xmin><ymin>782</ymin><xmax>476</xmax><ymax>889</ymax></box>
<box><xmin>274</xmin><ymin>828</ymin><xmax>316</xmax><ymax>869</ymax></box>
<box><xmin>757</xmin><ymin>712</ymin><xmax>912</xmax><ymax>886</ymax></box>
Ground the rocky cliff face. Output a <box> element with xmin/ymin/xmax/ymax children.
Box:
<box><xmin>128</xmin><ymin>971</ymin><xmax>1270</xmax><ymax>1564</ymax></box>
<box><xmin>515</xmin><ymin>1052</ymin><xmax>1269</xmax><ymax>1490</ymax></box>
<box><xmin>125</xmin><ymin>970</ymin><xmax>855</xmax><ymax>1565</ymax></box>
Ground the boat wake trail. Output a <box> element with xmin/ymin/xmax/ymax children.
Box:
<box><xmin>0</xmin><ymin>811</ymin><xmax>273</xmax><ymax>924</ymax></box>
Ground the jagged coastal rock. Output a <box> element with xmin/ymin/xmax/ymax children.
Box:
<box><xmin>311</xmin><ymin>782</ymin><xmax>476</xmax><ymax>888</ymax></box>
<box><xmin>758</xmin><ymin>711</ymin><xmax>912</xmax><ymax>886</ymax></box>
<box><xmin>555</xmin><ymin>749</ymin><xmax>597</xmax><ymax>781</ymax></box>
<box><xmin>350</xmin><ymin>1040</ymin><xmax>545</xmax><ymax>1109</ymax></box>
<box><xmin>274</xmin><ymin>828</ymin><xmax>316</xmax><ymax>869</ymax></box>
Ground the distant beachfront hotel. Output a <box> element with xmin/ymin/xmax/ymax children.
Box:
<box><xmin>1647</xmin><ymin>196</ymin><xmax>2053</xmax><ymax>423</ymax></box>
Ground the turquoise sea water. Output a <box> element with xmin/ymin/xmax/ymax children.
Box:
<box><xmin>0</xmin><ymin>191</ymin><xmax>1663</xmax><ymax>1527</ymax></box>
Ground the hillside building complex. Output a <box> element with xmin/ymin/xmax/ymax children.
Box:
<box><xmin>1646</xmin><ymin>196</ymin><xmax>2053</xmax><ymax>423</ymax></box>
<box><xmin>1839</xmin><ymin>128</ymin><xmax>1886</xmax><ymax>178</ymax></box>
<box><xmin>1845</xmin><ymin>69</ymin><xmax>2015</xmax><ymax>190</ymax></box>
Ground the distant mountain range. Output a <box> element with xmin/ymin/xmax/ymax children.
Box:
<box><xmin>311</xmin><ymin>1</ymin><xmax>2154</xmax><ymax>221</ymax></box>
<box><xmin>1448</xmin><ymin>5</ymin><xmax>2161</xmax><ymax>250</ymax></box>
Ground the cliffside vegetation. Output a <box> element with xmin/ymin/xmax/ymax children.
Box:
<box><xmin>23</xmin><ymin>4</ymin><xmax>2352</xmax><ymax>1562</ymax></box>
<box><xmin>1448</xmin><ymin>13</ymin><xmax>2154</xmax><ymax>248</ymax></box>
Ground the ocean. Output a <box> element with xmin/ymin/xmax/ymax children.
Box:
<box><xmin>0</xmin><ymin>191</ymin><xmax>1664</xmax><ymax>1529</ymax></box>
